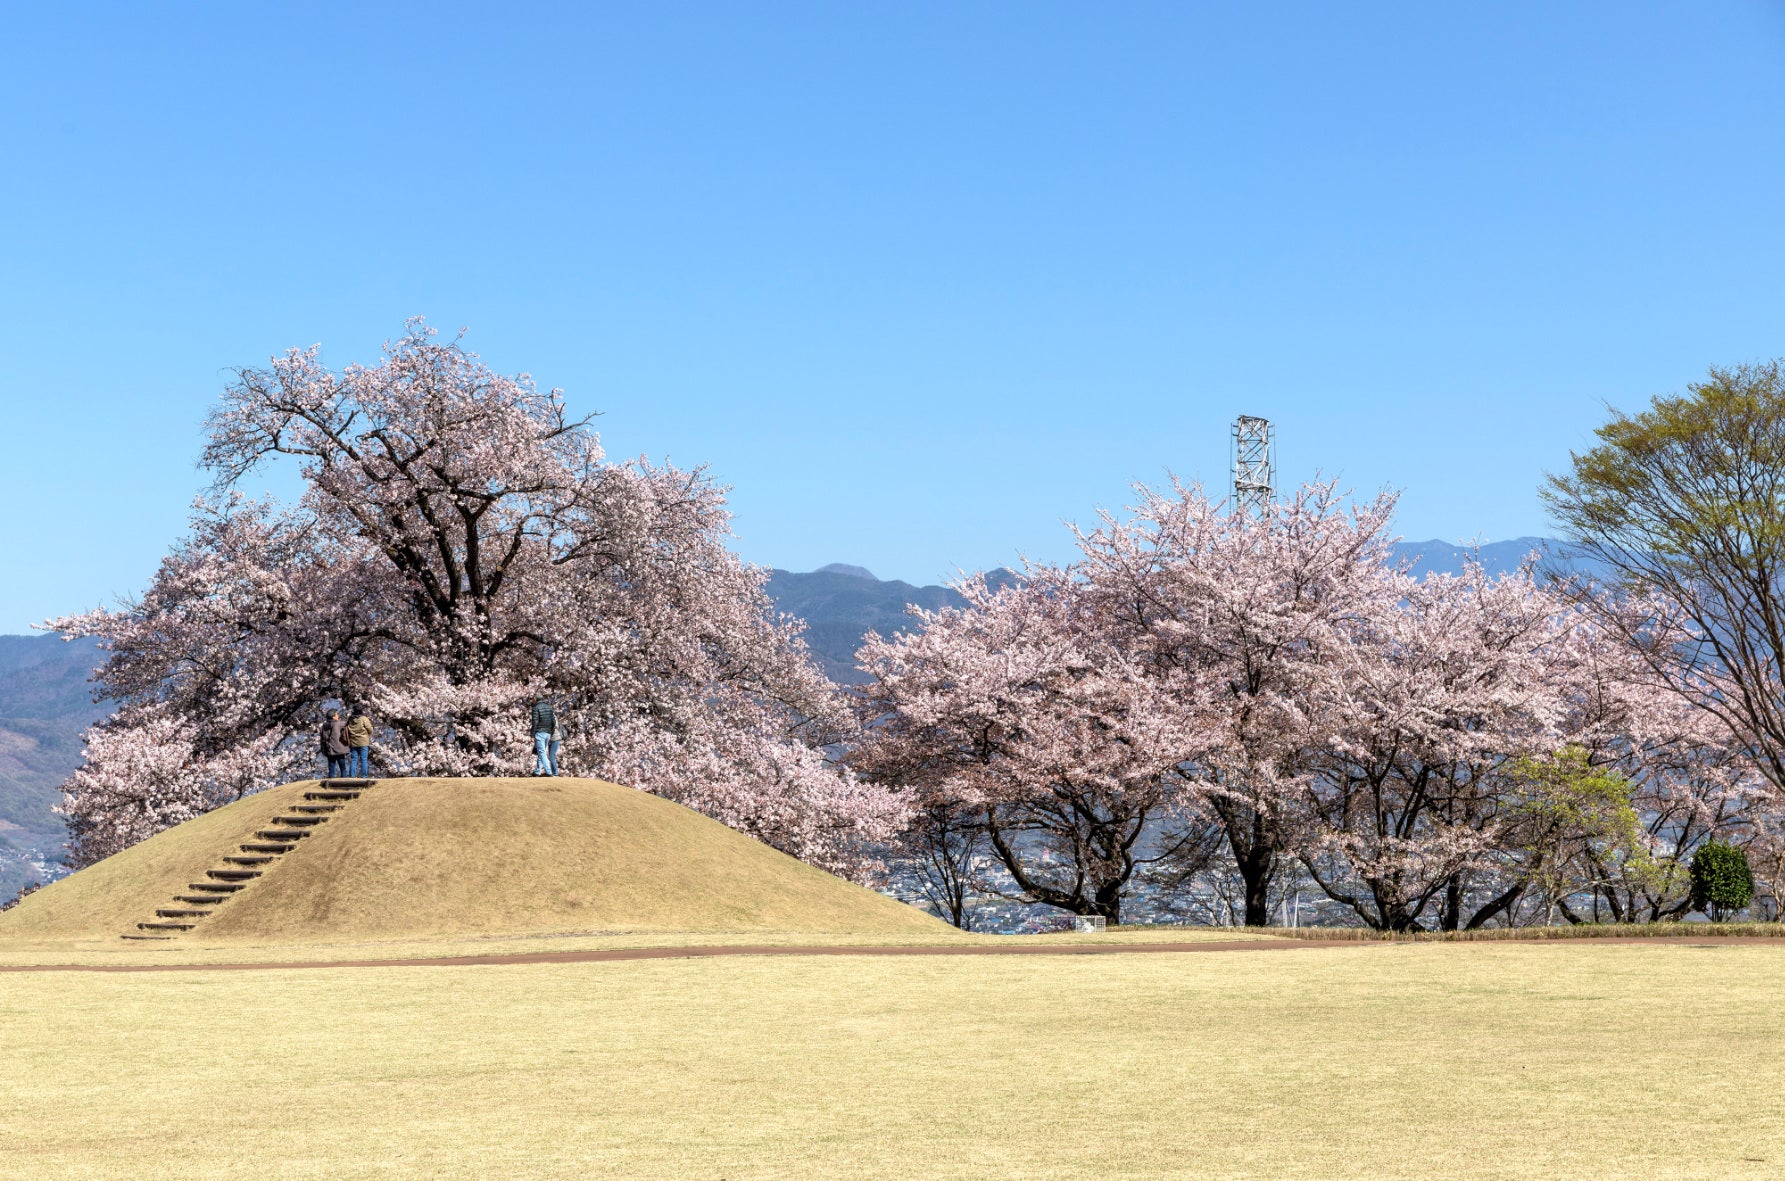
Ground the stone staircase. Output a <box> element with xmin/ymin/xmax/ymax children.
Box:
<box><xmin>121</xmin><ymin>779</ymin><xmax>377</xmax><ymax>940</ymax></box>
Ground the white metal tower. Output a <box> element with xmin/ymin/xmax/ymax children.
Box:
<box><xmin>1232</xmin><ymin>415</ymin><xmax>1275</xmax><ymax>517</ymax></box>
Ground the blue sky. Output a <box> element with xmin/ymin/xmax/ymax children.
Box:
<box><xmin>3</xmin><ymin>3</ymin><xmax>1783</xmax><ymax>630</ymax></box>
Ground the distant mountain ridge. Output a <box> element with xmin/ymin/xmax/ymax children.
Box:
<box><xmin>764</xmin><ymin>568</ymin><xmax>969</xmax><ymax>683</ymax></box>
<box><xmin>0</xmin><ymin>636</ymin><xmax>104</xmax><ymax>900</ymax></box>
<box><xmin>1392</xmin><ymin>536</ymin><xmax>1557</xmax><ymax>578</ymax></box>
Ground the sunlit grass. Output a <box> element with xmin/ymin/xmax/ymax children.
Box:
<box><xmin>4</xmin><ymin>940</ymin><xmax>1779</xmax><ymax>1178</ymax></box>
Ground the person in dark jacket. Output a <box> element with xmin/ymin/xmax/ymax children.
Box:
<box><xmin>319</xmin><ymin>709</ymin><xmax>349</xmax><ymax>778</ymax></box>
<box><xmin>343</xmin><ymin>706</ymin><xmax>374</xmax><ymax>779</ymax></box>
<box><xmin>530</xmin><ymin>699</ymin><xmax>556</xmax><ymax>776</ymax></box>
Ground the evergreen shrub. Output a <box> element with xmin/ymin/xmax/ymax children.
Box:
<box><xmin>1690</xmin><ymin>842</ymin><xmax>1755</xmax><ymax>921</ymax></box>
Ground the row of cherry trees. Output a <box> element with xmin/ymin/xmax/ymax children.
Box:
<box><xmin>852</xmin><ymin>481</ymin><xmax>1772</xmax><ymax>930</ymax></box>
<box><xmin>47</xmin><ymin>325</ymin><xmax>1780</xmax><ymax>929</ymax></box>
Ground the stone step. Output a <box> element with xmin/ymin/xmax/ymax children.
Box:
<box><xmin>121</xmin><ymin>795</ymin><xmax>367</xmax><ymax>941</ymax></box>
<box><xmin>320</xmin><ymin>779</ymin><xmax>376</xmax><ymax>788</ymax></box>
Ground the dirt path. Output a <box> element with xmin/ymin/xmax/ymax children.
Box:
<box><xmin>3</xmin><ymin>934</ymin><xmax>1774</xmax><ymax>974</ymax></box>
<box><xmin>1</xmin><ymin>938</ymin><xmax>1316</xmax><ymax>973</ymax></box>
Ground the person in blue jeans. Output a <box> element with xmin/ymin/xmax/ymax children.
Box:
<box><xmin>343</xmin><ymin>706</ymin><xmax>373</xmax><ymax>779</ymax></box>
<box><xmin>531</xmin><ymin>698</ymin><xmax>556</xmax><ymax>776</ymax></box>
<box><xmin>319</xmin><ymin>709</ymin><xmax>349</xmax><ymax>778</ymax></box>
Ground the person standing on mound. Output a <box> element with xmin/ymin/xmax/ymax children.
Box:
<box><xmin>319</xmin><ymin>709</ymin><xmax>349</xmax><ymax>779</ymax></box>
<box><xmin>550</xmin><ymin>710</ymin><xmax>565</xmax><ymax>778</ymax></box>
<box><xmin>530</xmin><ymin>698</ymin><xmax>557</xmax><ymax>776</ymax></box>
<box><xmin>343</xmin><ymin>704</ymin><xmax>374</xmax><ymax>779</ymax></box>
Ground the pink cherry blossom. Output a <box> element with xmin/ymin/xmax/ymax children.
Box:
<box><xmin>48</xmin><ymin>321</ymin><xmax>898</xmax><ymax>878</ymax></box>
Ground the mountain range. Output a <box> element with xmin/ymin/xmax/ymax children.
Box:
<box><xmin>0</xmin><ymin>538</ymin><xmax>1569</xmax><ymax>894</ymax></box>
<box><xmin>0</xmin><ymin>635</ymin><xmax>104</xmax><ymax>900</ymax></box>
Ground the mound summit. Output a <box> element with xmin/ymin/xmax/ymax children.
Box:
<box><xmin>0</xmin><ymin>777</ymin><xmax>948</xmax><ymax>945</ymax></box>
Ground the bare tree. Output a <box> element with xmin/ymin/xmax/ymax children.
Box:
<box><xmin>896</xmin><ymin>802</ymin><xmax>989</xmax><ymax>930</ymax></box>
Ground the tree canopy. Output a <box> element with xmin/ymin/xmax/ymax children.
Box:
<box><xmin>857</xmin><ymin>479</ymin><xmax>1769</xmax><ymax>930</ymax></box>
<box><xmin>50</xmin><ymin>321</ymin><xmax>900</xmax><ymax>875</ymax></box>
<box><xmin>1544</xmin><ymin>360</ymin><xmax>1785</xmax><ymax>791</ymax></box>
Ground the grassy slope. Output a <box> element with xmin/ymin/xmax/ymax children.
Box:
<box><xmin>0</xmin><ymin>777</ymin><xmax>950</xmax><ymax>947</ymax></box>
<box><xmin>0</xmin><ymin>784</ymin><xmax>304</xmax><ymax>943</ymax></box>
<box><xmin>2</xmin><ymin>941</ymin><xmax>1780</xmax><ymax>1179</ymax></box>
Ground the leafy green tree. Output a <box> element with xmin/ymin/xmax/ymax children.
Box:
<box><xmin>1542</xmin><ymin>360</ymin><xmax>1785</xmax><ymax>791</ymax></box>
<box><xmin>1508</xmin><ymin>745</ymin><xmax>1662</xmax><ymax>923</ymax></box>
<box><xmin>1689</xmin><ymin>841</ymin><xmax>1754</xmax><ymax>921</ymax></box>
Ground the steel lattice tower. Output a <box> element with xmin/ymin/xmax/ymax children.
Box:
<box><xmin>1232</xmin><ymin>415</ymin><xmax>1275</xmax><ymax>517</ymax></box>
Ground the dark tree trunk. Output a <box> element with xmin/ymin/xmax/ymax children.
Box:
<box><xmin>1214</xmin><ymin>799</ymin><xmax>1278</xmax><ymax>927</ymax></box>
<box><xmin>1439</xmin><ymin>874</ymin><xmax>1463</xmax><ymax>932</ymax></box>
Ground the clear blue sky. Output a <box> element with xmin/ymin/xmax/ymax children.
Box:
<box><xmin>3</xmin><ymin>3</ymin><xmax>1783</xmax><ymax>631</ymax></box>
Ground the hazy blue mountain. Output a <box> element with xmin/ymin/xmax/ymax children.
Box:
<box><xmin>0</xmin><ymin>635</ymin><xmax>104</xmax><ymax>898</ymax></box>
<box><xmin>764</xmin><ymin>568</ymin><xmax>968</xmax><ymax>683</ymax></box>
<box><xmin>813</xmin><ymin>563</ymin><xmax>878</xmax><ymax>580</ymax></box>
<box><xmin>1389</xmin><ymin>537</ymin><xmax>1604</xmax><ymax>580</ymax></box>
<box><xmin>1391</xmin><ymin>537</ymin><xmax>1546</xmax><ymax>577</ymax></box>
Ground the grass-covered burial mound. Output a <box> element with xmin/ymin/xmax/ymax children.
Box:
<box><xmin>0</xmin><ymin>777</ymin><xmax>947</xmax><ymax>945</ymax></box>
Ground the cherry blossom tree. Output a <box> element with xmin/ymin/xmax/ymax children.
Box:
<box><xmin>852</xmin><ymin>569</ymin><xmax>1213</xmax><ymax>924</ymax></box>
<box><xmin>1539</xmin><ymin>597</ymin><xmax>1767</xmax><ymax>923</ymax></box>
<box><xmin>1296</xmin><ymin>562</ymin><xmax>1571</xmax><ymax>931</ymax></box>
<box><xmin>1071</xmin><ymin>478</ymin><xmax>1402</xmax><ymax>926</ymax></box>
<box><xmin>49</xmin><ymin>321</ymin><xmax>900</xmax><ymax>876</ymax></box>
<box><xmin>1293</xmin><ymin>566</ymin><xmax>1765</xmax><ymax>931</ymax></box>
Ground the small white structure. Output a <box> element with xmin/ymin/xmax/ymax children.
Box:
<box><xmin>1072</xmin><ymin>915</ymin><xmax>1107</xmax><ymax>933</ymax></box>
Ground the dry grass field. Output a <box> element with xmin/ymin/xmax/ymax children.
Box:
<box><xmin>5</xmin><ymin>780</ymin><xmax>1779</xmax><ymax>1176</ymax></box>
<box><xmin>4</xmin><ymin>939</ymin><xmax>1780</xmax><ymax>1179</ymax></box>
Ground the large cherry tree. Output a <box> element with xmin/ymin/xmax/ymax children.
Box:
<box><xmin>1072</xmin><ymin>479</ymin><xmax>1402</xmax><ymax>926</ymax></box>
<box><xmin>852</xmin><ymin>569</ymin><xmax>1213</xmax><ymax>924</ymax></box>
<box><xmin>1295</xmin><ymin>562</ymin><xmax>1573</xmax><ymax>931</ymax></box>
<box><xmin>50</xmin><ymin>321</ymin><xmax>900</xmax><ymax>875</ymax></box>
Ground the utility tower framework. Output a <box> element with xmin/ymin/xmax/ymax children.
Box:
<box><xmin>1232</xmin><ymin>415</ymin><xmax>1275</xmax><ymax>517</ymax></box>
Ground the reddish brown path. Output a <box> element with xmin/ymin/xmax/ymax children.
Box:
<box><xmin>2</xmin><ymin>934</ymin><xmax>1773</xmax><ymax>974</ymax></box>
<box><xmin>1</xmin><ymin>938</ymin><xmax>1316</xmax><ymax>973</ymax></box>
